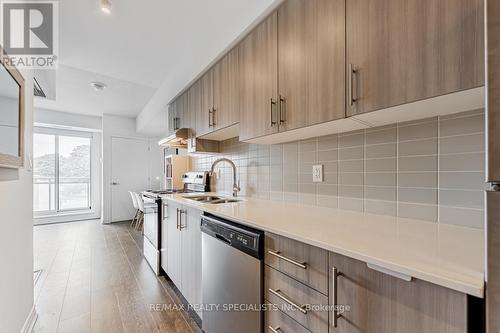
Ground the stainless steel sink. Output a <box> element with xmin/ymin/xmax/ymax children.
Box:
<box><xmin>183</xmin><ymin>195</ymin><xmax>240</xmax><ymax>204</ymax></box>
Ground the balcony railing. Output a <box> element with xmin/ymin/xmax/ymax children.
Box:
<box><xmin>34</xmin><ymin>177</ymin><xmax>91</xmax><ymax>212</ymax></box>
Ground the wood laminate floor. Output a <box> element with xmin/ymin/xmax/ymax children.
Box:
<box><xmin>33</xmin><ymin>219</ymin><xmax>201</xmax><ymax>333</ymax></box>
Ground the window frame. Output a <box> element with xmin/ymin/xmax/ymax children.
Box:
<box><xmin>34</xmin><ymin>127</ymin><xmax>94</xmax><ymax>217</ymax></box>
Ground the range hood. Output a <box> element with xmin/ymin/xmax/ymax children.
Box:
<box><xmin>158</xmin><ymin>128</ymin><xmax>189</xmax><ymax>148</ymax></box>
<box><xmin>158</xmin><ymin>128</ymin><xmax>220</xmax><ymax>153</ymax></box>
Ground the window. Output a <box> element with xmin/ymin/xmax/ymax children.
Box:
<box><xmin>34</xmin><ymin>131</ymin><xmax>92</xmax><ymax>214</ymax></box>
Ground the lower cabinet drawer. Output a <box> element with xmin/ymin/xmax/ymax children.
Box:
<box><xmin>265</xmin><ymin>266</ymin><xmax>329</xmax><ymax>333</ymax></box>
<box><xmin>265</xmin><ymin>232</ymin><xmax>328</xmax><ymax>295</ymax></box>
<box><xmin>265</xmin><ymin>308</ymin><xmax>311</xmax><ymax>333</ymax></box>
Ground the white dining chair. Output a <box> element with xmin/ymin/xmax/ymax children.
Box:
<box><xmin>129</xmin><ymin>191</ymin><xmax>139</xmax><ymax>228</ymax></box>
<box><xmin>133</xmin><ymin>192</ymin><xmax>145</xmax><ymax>232</ymax></box>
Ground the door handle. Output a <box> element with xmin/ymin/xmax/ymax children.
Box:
<box><xmin>279</xmin><ymin>95</ymin><xmax>285</xmax><ymax>124</ymax></box>
<box><xmin>349</xmin><ymin>64</ymin><xmax>357</xmax><ymax>106</ymax></box>
<box><xmin>268</xmin><ymin>288</ymin><xmax>308</xmax><ymax>314</ymax></box>
<box><xmin>179</xmin><ymin>209</ymin><xmax>186</xmax><ymax>230</ymax></box>
<box><xmin>331</xmin><ymin>266</ymin><xmax>342</xmax><ymax>328</ymax></box>
<box><xmin>211</xmin><ymin>107</ymin><xmax>216</xmax><ymax>127</ymax></box>
<box><xmin>111</xmin><ymin>182</ymin><xmax>120</xmax><ymax>185</ymax></box>
<box><xmin>268</xmin><ymin>250</ymin><xmax>307</xmax><ymax>269</ymax></box>
<box><xmin>270</xmin><ymin>98</ymin><xmax>277</xmax><ymax>126</ymax></box>
<box><xmin>268</xmin><ymin>326</ymin><xmax>281</xmax><ymax>333</ymax></box>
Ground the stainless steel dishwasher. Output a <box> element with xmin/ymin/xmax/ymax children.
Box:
<box><xmin>201</xmin><ymin>214</ymin><xmax>264</xmax><ymax>333</ymax></box>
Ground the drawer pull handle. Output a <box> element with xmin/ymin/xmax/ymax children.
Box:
<box><xmin>332</xmin><ymin>266</ymin><xmax>342</xmax><ymax>328</ymax></box>
<box><xmin>268</xmin><ymin>326</ymin><xmax>281</xmax><ymax>333</ymax></box>
<box><xmin>268</xmin><ymin>250</ymin><xmax>307</xmax><ymax>269</ymax></box>
<box><xmin>268</xmin><ymin>288</ymin><xmax>308</xmax><ymax>314</ymax></box>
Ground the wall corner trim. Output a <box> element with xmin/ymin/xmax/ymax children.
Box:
<box><xmin>20</xmin><ymin>305</ymin><xmax>38</xmax><ymax>333</ymax></box>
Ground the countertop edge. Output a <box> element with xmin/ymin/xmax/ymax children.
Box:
<box><xmin>162</xmin><ymin>195</ymin><xmax>485</xmax><ymax>298</ymax></box>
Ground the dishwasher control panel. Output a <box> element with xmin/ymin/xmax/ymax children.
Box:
<box><xmin>201</xmin><ymin>214</ymin><xmax>264</xmax><ymax>259</ymax></box>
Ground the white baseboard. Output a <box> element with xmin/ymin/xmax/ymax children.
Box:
<box><xmin>20</xmin><ymin>305</ymin><xmax>37</xmax><ymax>333</ymax></box>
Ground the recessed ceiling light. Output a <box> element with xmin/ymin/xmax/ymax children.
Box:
<box><xmin>100</xmin><ymin>0</ymin><xmax>112</xmax><ymax>14</ymax></box>
<box><xmin>90</xmin><ymin>81</ymin><xmax>107</xmax><ymax>91</ymax></box>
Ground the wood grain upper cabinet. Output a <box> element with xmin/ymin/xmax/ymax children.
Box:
<box><xmin>277</xmin><ymin>0</ymin><xmax>346</xmax><ymax>131</ymax></box>
<box><xmin>188</xmin><ymin>79</ymin><xmax>202</xmax><ymax>138</ymax></box>
<box><xmin>239</xmin><ymin>12</ymin><xmax>278</xmax><ymax>141</ymax></box>
<box><xmin>329</xmin><ymin>253</ymin><xmax>468</xmax><ymax>333</ymax></box>
<box><xmin>346</xmin><ymin>0</ymin><xmax>484</xmax><ymax>116</ymax></box>
<box><xmin>213</xmin><ymin>47</ymin><xmax>240</xmax><ymax>130</ymax></box>
<box><xmin>196</xmin><ymin>70</ymin><xmax>214</xmax><ymax>137</ymax></box>
<box><xmin>167</xmin><ymin>100</ymin><xmax>177</xmax><ymax>135</ymax></box>
<box><xmin>176</xmin><ymin>92</ymin><xmax>188</xmax><ymax>129</ymax></box>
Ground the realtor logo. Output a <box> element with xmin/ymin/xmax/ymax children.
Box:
<box><xmin>0</xmin><ymin>1</ymin><xmax>58</xmax><ymax>69</ymax></box>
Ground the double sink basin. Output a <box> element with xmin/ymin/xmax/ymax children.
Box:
<box><xmin>183</xmin><ymin>195</ymin><xmax>241</xmax><ymax>205</ymax></box>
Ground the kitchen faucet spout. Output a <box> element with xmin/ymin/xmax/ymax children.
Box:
<box><xmin>210</xmin><ymin>158</ymin><xmax>240</xmax><ymax>197</ymax></box>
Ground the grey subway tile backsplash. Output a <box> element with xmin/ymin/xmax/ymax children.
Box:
<box><xmin>191</xmin><ymin>110</ymin><xmax>486</xmax><ymax>229</ymax></box>
<box><xmin>365</xmin><ymin>199</ymin><xmax>397</xmax><ymax>217</ymax></box>
<box><xmin>398</xmin><ymin>202</ymin><xmax>438</xmax><ymax>221</ymax></box>
<box><xmin>398</xmin><ymin>118</ymin><xmax>438</xmax><ymax>142</ymax></box>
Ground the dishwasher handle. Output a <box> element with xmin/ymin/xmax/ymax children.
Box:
<box><xmin>215</xmin><ymin>233</ymin><xmax>231</xmax><ymax>245</ymax></box>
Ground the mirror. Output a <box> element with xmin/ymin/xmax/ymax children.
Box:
<box><xmin>0</xmin><ymin>47</ymin><xmax>25</xmax><ymax>168</ymax></box>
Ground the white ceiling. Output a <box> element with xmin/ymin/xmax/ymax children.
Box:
<box><xmin>35</xmin><ymin>65</ymin><xmax>155</xmax><ymax>117</ymax></box>
<box><xmin>35</xmin><ymin>0</ymin><xmax>281</xmax><ymax>125</ymax></box>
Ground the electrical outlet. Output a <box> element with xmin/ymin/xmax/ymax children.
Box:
<box><xmin>312</xmin><ymin>165</ymin><xmax>323</xmax><ymax>183</ymax></box>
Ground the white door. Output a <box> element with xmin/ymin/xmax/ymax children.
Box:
<box><xmin>111</xmin><ymin>137</ymin><xmax>150</xmax><ymax>222</ymax></box>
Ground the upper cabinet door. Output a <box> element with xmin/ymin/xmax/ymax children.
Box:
<box><xmin>176</xmin><ymin>92</ymin><xmax>188</xmax><ymax>129</ymax></box>
<box><xmin>239</xmin><ymin>12</ymin><xmax>279</xmax><ymax>141</ymax></box>
<box><xmin>277</xmin><ymin>0</ymin><xmax>346</xmax><ymax>131</ymax></box>
<box><xmin>346</xmin><ymin>0</ymin><xmax>484</xmax><ymax>116</ymax></box>
<box><xmin>213</xmin><ymin>47</ymin><xmax>240</xmax><ymax>130</ymax></box>
<box><xmin>197</xmin><ymin>70</ymin><xmax>214</xmax><ymax>137</ymax></box>
<box><xmin>189</xmin><ymin>79</ymin><xmax>202</xmax><ymax>137</ymax></box>
<box><xmin>167</xmin><ymin>101</ymin><xmax>177</xmax><ymax>135</ymax></box>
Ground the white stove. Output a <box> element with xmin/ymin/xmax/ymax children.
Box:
<box><xmin>142</xmin><ymin>171</ymin><xmax>209</xmax><ymax>275</ymax></box>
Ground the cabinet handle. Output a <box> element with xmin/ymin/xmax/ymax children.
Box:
<box><xmin>268</xmin><ymin>250</ymin><xmax>307</xmax><ymax>269</ymax></box>
<box><xmin>270</xmin><ymin>98</ymin><xmax>277</xmax><ymax>126</ymax></box>
<box><xmin>176</xmin><ymin>208</ymin><xmax>180</xmax><ymax>230</ymax></box>
<box><xmin>208</xmin><ymin>108</ymin><xmax>213</xmax><ymax>127</ymax></box>
<box><xmin>179</xmin><ymin>209</ymin><xmax>186</xmax><ymax>230</ymax></box>
<box><xmin>279</xmin><ymin>95</ymin><xmax>286</xmax><ymax>124</ymax></box>
<box><xmin>332</xmin><ymin>266</ymin><xmax>342</xmax><ymax>328</ymax></box>
<box><xmin>349</xmin><ymin>64</ymin><xmax>357</xmax><ymax>106</ymax></box>
<box><xmin>268</xmin><ymin>326</ymin><xmax>281</xmax><ymax>333</ymax></box>
<box><xmin>212</xmin><ymin>107</ymin><xmax>216</xmax><ymax>127</ymax></box>
<box><xmin>268</xmin><ymin>288</ymin><xmax>308</xmax><ymax>314</ymax></box>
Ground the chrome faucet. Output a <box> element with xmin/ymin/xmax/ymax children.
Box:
<box><xmin>210</xmin><ymin>158</ymin><xmax>240</xmax><ymax>197</ymax></box>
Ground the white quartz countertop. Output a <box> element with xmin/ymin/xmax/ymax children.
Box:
<box><xmin>160</xmin><ymin>193</ymin><xmax>485</xmax><ymax>298</ymax></box>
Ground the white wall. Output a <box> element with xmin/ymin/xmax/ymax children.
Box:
<box><xmin>102</xmin><ymin>114</ymin><xmax>164</xmax><ymax>223</ymax></box>
<box><xmin>34</xmin><ymin>107</ymin><xmax>102</xmax><ymax>131</ymax></box>
<box><xmin>0</xmin><ymin>71</ymin><xmax>34</xmax><ymax>332</ymax></box>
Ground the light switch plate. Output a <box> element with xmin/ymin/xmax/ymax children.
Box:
<box><xmin>312</xmin><ymin>165</ymin><xmax>324</xmax><ymax>183</ymax></box>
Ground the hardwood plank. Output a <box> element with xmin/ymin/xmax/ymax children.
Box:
<box><xmin>34</xmin><ymin>220</ymin><xmax>200</xmax><ymax>333</ymax></box>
